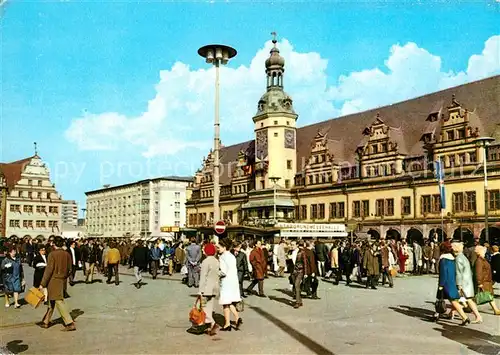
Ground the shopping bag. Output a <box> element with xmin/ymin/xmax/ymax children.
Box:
<box><xmin>475</xmin><ymin>290</ymin><xmax>494</xmax><ymax>305</ymax></box>
<box><xmin>24</xmin><ymin>287</ymin><xmax>45</xmax><ymax>309</ymax></box>
<box><xmin>189</xmin><ymin>296</ymin><xmax>206</xmax><ymax>326</ymax></box>
<box><xmin>180</xmin><ymin>265</ymin><xmax>188</xmax><ymax>275</ymax></box>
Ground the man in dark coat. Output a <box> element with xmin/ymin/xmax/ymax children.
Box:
<box><xmin>292</xmin><ymin>241</ymin><xmax>310</xmax><ymax>308</ymax></box>
<box><xmin>233</xmin><ymin>243</ymin><xmax>249</xmax><ymax>298</ymax></box>
<box><xmin>82</xmin><ymin>239</ymin><xmax>99</xmax><ymax>284</ymax></box>
<box><xmin>39</xmin><ymin>237</ymin><xmax>76</xmax><ymax>331</ymax></box>
<box><xmin>67</xmin><ymin>240</ymin><xmax>81</xmax><ymax>286</ymax></box>
<box><xmin>246</xmin><ymin>240</ymin><xmax>267</xmax><ymax>297</ymax></box>
<box><xmin>340</xmin><ymin>242</ymin><xmax>354</xmax><ymax>286</ymax></box>
<box><xmin>131</xmin><ymin>240</ymin><xmax>149</xmax><ymax>289</ymax></box>
<box><xmin>314</xmin><ymin>240</ymin><xmax>329</xmax><ymax>277</ymax></box>
<box><xmin>305</xmin><ymin>241</ymin><xmax>320</xmax><ymax>299</ymax></box>
<box><xmin>363</xmin><ymin>243</ymin><xmax>380</xmax><ymax>290</ymax></box>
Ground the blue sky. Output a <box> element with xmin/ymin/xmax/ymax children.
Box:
<box><xmin>1</xmin><ymin>0</ymin><xmax>499</xmax><ymax>213</ymax></box>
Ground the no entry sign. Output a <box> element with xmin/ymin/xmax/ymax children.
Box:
<box><xmin>214</xmin><ymin>220</ymin><xmax>226</xmax><ymax>235</ymax></box>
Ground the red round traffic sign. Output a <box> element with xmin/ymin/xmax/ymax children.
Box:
<box><xmin>214</xmin><ymin>220</ymin><xmax>226</xmax><ymax>234</ymax></box>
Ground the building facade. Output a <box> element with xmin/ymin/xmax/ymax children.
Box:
<box><xmin>0</xmin><ymin>173</ymin><xmax>7</xmax><ymax>237</ymax></box>
<box><xmin>85</xmin><ymin>177</ymin><xmax>192</xmax><ymax>239</ymax></box>
<box><xmin>61</xmin><ymin>200</ymin><xmax>78</xmax><ymax>226</ymax></box>
<box><xmin>0</xmin><ymin>154</ymin><xmax>63</xmax><ymax>240</ymax></box>
<box><xmin>186</xmin><ymin>38</ymin><xmax>500</xmax><ymax>244</ymax></box>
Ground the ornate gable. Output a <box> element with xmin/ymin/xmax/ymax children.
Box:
<box><xmin>439</xmin><ymin>94</ymin><xmax>481</xmax><ymax>143</ymax></box>
<box><xmin>357</xmin><ymin>113</ymin><xmax>404</xmax><ymax>158</ymax></box>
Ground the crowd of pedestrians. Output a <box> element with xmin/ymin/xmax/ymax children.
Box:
<box><xmin>0</xmin><ymin>233</ymin><xmax>498</xmax><ymax>334</ymax></box>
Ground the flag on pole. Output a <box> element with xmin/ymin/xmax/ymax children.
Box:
<box><xmin>435</xmin><ymin>159</ymin><xmax>446</xmax><ymax>210</ymax></box>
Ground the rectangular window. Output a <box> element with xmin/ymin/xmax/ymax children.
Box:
<box><xmin>362</xmin><ymin>200</ymin><xmax>370</xmax><ymax>217</ymax></box>
<box><xmin>28</xmin><ymin>179</ymin><xmax>32</xmax><ymax>185</ymax></box>
<box><xmin>422</xmin><ymin>195</ymin><xmax>432</xmax><ymax>214</ymax></box>
<box><xmin>300</xmin><ymin>205</ymin><xmax>307</xmax><ymax>220</ymax></box>
<box><xmin>287</xmin><ymin>160</ymin><xmax>292</xmax><ymax>169</ymax></box>
<box><xmin>353</xmin><ymin>201</ymin><xmax>361</xmax><ymax>218</ymax></box>
<box><xmin>329</xmin><ymin>203</ymin><xmax>337</xmax><ymax>219</ymax></box>
<box><xmin>402</xmin><ymin>196</ymin><xmax>411</xmax><ymax>215</ymax></box>
<box><xmin>469</xmin><ymin>151</ymin><xmax>477</xmax><ymax>162</ymax></box>
<box><xmin>457</xmin><ymin>129</ymin><xmax>466</xmax><ymax>139</ymax></box>
<box><xmin>285</xmin><ymin>179</ymin><xmax>290</xmax><ymax>189</ymax></box>
<box><xmin>465</xmin><ymin>191</ymin><xmax>476</xmax><ymax>212</ymax></box>
<box><xmin>432</xmin><ymin>194</ymin><xmax>441</xmax><ymax>213</ymax></box>
<box><xmin>447</xmin><ymin>131</ymin><xmax>454</xmax><ymax>140</ymax></box>
<box><xmin>381</xmin><ymin>143</ymin><xmax>388</xmax><ymax>152</ymax></box>
<box><xmin>49</xmin><ymin>206</ymin><xmax>58</xmax><ymax>213</ymax></box>
<box><xmin>174</xmin><ymin>221</ymin><xmax>180</xmax><ymax>227</ymax></box>
<box><xmin>36</xmin><ymin>220</ymin><xmax>46</xmax><ymax>228</ymax></box>
<box><xmin>386</xmin><ymin>199</ymin><xmax>394</xmax><ymax>216</ymax></box>
<box><xmin>274</xmin><ymin>132</ymin><xmax>278</xmax><ymax>137</ymax></box>
<box><xmin>260</xmin><ymin>181</ymin><xmax>265</xmax><ymax>189</ymax></box>
<box><xmin>274</xmin><ymin>120</ymin><xmax>278</xmax><ymax>125</ymax></box>
<box><xmin>489</xmin><ymin>190</ymin><xmax>500</xmax><ymax>211</ymax></box>
<box><xmin>311</xmin><ymin>204</ymin><xmax>318</xmax><ymax>219</ymax></box>
<box><xmin>9</xmin><ymin>220</ymin><xmax>20</xmax><ymax>228</ymax></box>
<box><xmin>452</xmin><ymin>192</ymin><xmax>464</xmax><ymax>213</ymax></box>
<box><xmin>175</xmin><ymin>201</ymin><xmax>181</xmax><ymax>209</ymax></box>
<box><xmin>175</xmin><ymin>192</ymin><xmax>180</xmax><ymax>199</ymax></box>
<box><xmin>9</xmin><ymin>204</ymin><xmax>20</xmax><ymax>212</ymax></box>
<box><xmin>318</xmin><ymin>204</ymin><xmax>325</xmax><ymax>219</ymax></box>
<box><xmin>175</xmin><ymin>211</ymin><xmax>180</xmax><ymax>218</ymax></box>
<box><xmin>337</xmin><ymin>202</ymin><xmax>345</xmax><ymax>218</ymax></box>
<box><xmin>23</xmin><ymin>220</ymin><xmax>28</xmax><ymax>228</ymax></box>
<box><xmin>376</xmin><ymin>199</ymin><xmax>384</xmax><ymax>216</ymax></box>
<box><xmin>37</xmin><ymin>180</ymin><xmax>42</xmax><ymax>186</ymax></box>
<box><xmin>372</xmin><ymin>145</ymin><xmax>378</xmax><ymax>154</ymax></box>
<box><xmin>28</xmin><ymin>191</ymin><xmax>32</xmax><ymax>199</ymax></box>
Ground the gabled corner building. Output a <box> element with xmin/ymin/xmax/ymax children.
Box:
<box><xmin>186</xmin><ymin>40</ymin><xmax>500</xmax><ymax>244</ymax></box>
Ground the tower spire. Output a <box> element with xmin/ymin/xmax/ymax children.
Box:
<box><xmin>265</xmin><ymin>31</ymin><xmax>285</xmax><ymax>90</ymax></box>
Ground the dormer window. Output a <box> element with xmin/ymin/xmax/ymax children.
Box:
<box><xmin>381</xmin><ymin>143</ymin><xmax>388</xmax><ymax>152</ymax></box>
<box><xmin>372</xmin><ymin>145</ymin><xmax>378</xmax><ymax>154</ymax></box>
<box><xmin>447</xmin><ymin>131</ymin><xmax>454</xmax><ymax>140</ymax></box>
<box><xmin>457</xmin><ymin>129</ymin><xmax>466</xmax><ymax>139</ymax></box>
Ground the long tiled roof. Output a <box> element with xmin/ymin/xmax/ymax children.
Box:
<box><xmin>215</xmin><ymin>75</ymin><xmax>499</xmax><ymax>178</ymax></box>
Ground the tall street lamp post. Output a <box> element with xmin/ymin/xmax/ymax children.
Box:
<box><xmin>198</xmin><ymin>44</ymin><xmax>237</xmax><ymax>226</ymax></box>
<box><xmin>269</xmin><ymin>177</ymin><xmax>280</xmax><ymax>224</ymax></box>
<box><xmin>474</xmin><ymin>136</ymin><xmax>495</xmax><ymax>243</ymax></box>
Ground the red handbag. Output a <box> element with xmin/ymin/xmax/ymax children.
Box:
<box><xmin>189</xmin><ymin>296</ymin><xmax>206</xmax><ymax>326</ymax></box>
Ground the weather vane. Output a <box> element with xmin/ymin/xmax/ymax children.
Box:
<box><xmin>34</xmin><ymin>141</ymin><xmax>37</xmax><ymax>155</ymax></box>
<box><xmin>271</xmin><ymin>31</ymin><xmax>278</xmax><ymax>45</ymax></box>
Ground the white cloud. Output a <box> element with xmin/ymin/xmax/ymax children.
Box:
<box><xmin>331</xmin><ymin>35</ymin><xmax>500</xmax><ymax>115</ymax></box>
<box><xmin>65</xmin><ymin>35</ymin><xmax>500</xmax><ymax>157</ymax></box>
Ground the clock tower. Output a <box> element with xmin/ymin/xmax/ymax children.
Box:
<box><xmin>253</xmin><ymin>34</ymin><xmax>298</xmax><ymax>191</ymax></box>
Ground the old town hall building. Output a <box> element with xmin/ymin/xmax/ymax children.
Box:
<box><xmin>186</xmin><ymin>39</ymin><xmax>500</xmax><ymax>244</ymax></box>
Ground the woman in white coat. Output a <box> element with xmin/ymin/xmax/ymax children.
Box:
<box><xmin>217</xmin><ymin>238</ymin><xmax>241</xmax><ymax>331</ymax></box>
<box><xmin>452</xmin><ymin>242</ymin><xmax>482</xmax><ymax>323</ymax></box>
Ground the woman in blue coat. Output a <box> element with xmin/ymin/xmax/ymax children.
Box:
<box><xmin>436</xmin><ymin>241</ymin><xmax>470</xmax><ymax>325</ymax></box>
<box><xmin>1</xmin><ymin>247</ymin><xmax>25</xmax><ymax>309</ymax></box>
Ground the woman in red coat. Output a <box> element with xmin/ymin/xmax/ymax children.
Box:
<box><xmin>245</xmin><ymin>241</ymin><xmax>267</xmax><ymax>297</ymax></box>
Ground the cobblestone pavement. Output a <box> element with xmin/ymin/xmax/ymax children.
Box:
<box><xmin>1</xmin><ymin>266</ymin><xmax>500</xmax><ymax>355</ymax></box>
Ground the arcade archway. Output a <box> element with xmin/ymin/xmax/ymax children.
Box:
<box><xmin>428</xmin><ymin>228</ymin><xmax>447</xmax><ymax>242</ymax></box>
<box><xmin>367</xmin><ymin>229</ymin><xmax>380</xmax><ymax>240</ymax></box>
<box><xmin>386</xmin><ymin>228</ymin><xmax>401</xmax><ymax>241</ymax></box>
<box><xmin>480</xmin><ymin>227</ymin><xmax>500</xmax><ymax>245</ymax></box>
<box><xmin>452</xmin><ymin>228</ymin><xmax>474</xmax><ymax>247</ymax></box>
<box><xmin>407</xmin><ymin>228</ymin><xmax>424</xmax><ymax>245</ymax></box>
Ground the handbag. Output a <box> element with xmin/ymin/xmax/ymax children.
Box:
<box><xmin>235</xmin><ymin>300</ymin><xmax>244</xmax><ymax>312</ymax></box>
<box><xmin>189</xmin><ymin>296</ymin><xmax>206</xmax><ymax>326</ymax></box>
<box><xmin>435</xmin><ymin>288</ymin><xmax>446</xmax><ymax>314</ymax></box>
<box><xmin>25</xmin><ymin>287</ymin><xmax>45</xmax><ymax>309</ymax></box>
<box><xmin>475</xmin><ymin>289</ymin><xmax>494</xmax><ymax>305</ymax></box>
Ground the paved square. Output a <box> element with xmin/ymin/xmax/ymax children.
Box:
<box><xmin>1</xmin><ymin>267</ymin><xmax>500</xmax><ymax>354</ymax></box>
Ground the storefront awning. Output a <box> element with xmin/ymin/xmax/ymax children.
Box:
<box><xmin>242</xmin><ymin>199</ymin><xmax>295</xmax><ymax>209</ymax></box>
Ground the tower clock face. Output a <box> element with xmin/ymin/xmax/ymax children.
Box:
<box><xmin>256</xmin><ymin>130</ymin><xmax>268</xmax><ymax>159</ymax></box>
<box><xmin>284</xmin><ymin>129</ymin><xmax>295</xmax><ymax>149</ymax></box>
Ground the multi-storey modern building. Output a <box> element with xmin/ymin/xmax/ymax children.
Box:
<box><xmin>85</xmin><ymin>176</ymin><xmax>192</xmax><ymax>239</ymax></box>
<box><xmin>186</xmin><ymin>38</ymin><xmax>500</xmax><ymax>244</ymax></box>
<box><xmin>0</xmin><ymin>154</ymin><xmax>63</xmax><ymax>240</ymax></box>
<box><xmin>61</xmin><ymin>200</ymin><xmax>78</xmax><ymax>226</ymax></box>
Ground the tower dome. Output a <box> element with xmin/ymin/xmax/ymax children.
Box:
<box><xmin>265</xmin><ymin>44</ymin><xmax>285</xmax><ymax>70</ymax></box>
